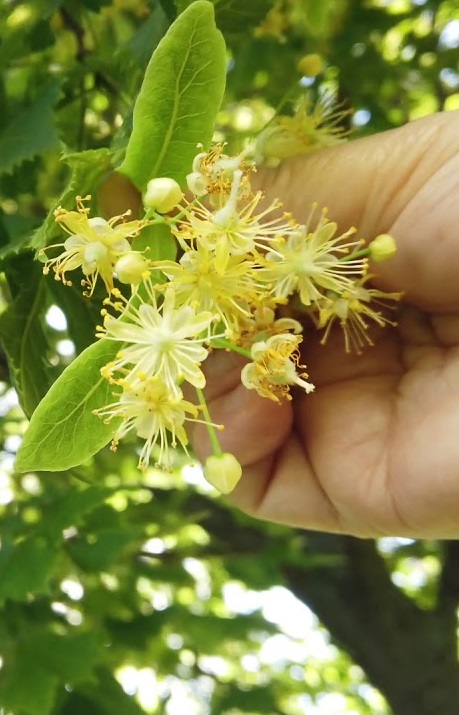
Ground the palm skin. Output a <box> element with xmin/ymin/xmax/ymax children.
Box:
<box><xmin>191</xmin><ymin>110</ymin><xmax>459</xmax><ymax>538</ymax></box>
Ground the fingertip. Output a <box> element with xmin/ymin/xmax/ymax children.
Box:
<box><xmin>203</xmin><ymin>349</ymin><xmax>247</xmax><ymax>400</ymax></box>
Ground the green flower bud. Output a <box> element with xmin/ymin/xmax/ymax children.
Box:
<box><xmin>143</xmin><ymin>177</ymin><xmax>183</xmax><ymax>214</ymax></box>
<box><xmin>204</xmin><ymin>452</ymin><xmax>242</xmax><ymax>494</ymax></box>
<box><xmin>297</xmin><ymin>53</ymin><xmax>325</xmax><ymax>77</ymax></box>
<box><xmin>115</xmin><ymin>252</ymin><xmax>150</xmax><ymax>284</ymax></box>
<box><xmin>369</xmin><ymin>233</ymin><xmax>397</xmax><ymax>262</ymax></box>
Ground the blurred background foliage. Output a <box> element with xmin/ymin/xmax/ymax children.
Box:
<box><xmin>1</xmin><ymin>0</ymin><xmax>459</xmax><ymax>713</ymax></box>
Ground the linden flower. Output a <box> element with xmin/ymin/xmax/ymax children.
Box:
<box><xmin>94</xmin><ymin>377</ymin><xmax>199</xmax><ymax>470</ymax></box>
<box><xmin>175</xmin><ymin>169</ymin><xmax>298</xmax><ymax>274</ymax></box>
<box><xmin>100</xmin><ymin>286</ymin><xmax>215</xmax><ymax>394</ymax></box>
<box><xmin>260</xmin><ymin>209</ymin><xmax>366</xmax><ymax>307</ymax></box>
<box><xmin>187</xmin><ymin>144</ymin><xmax>253</xmax><ymax>199</ymax></box>
<box><xmin>255</xmin><ymin>94</ymin><xmax>350</xmax><ymax>167</ymax></box>
<box><xmin>317</xmin><ymin>280</ymin><xmax>402</xmax><ymax>353</ymax></box>
<box><xmin>41</xmin><ymin>196</ymin><xmax>148</xmax><ymax>295</ymax></box>
<box><xmin>241</xmin><ymin>333</ymin><xmax>314</xmax><ymax>402</ymax></box>
<box><xmin>156</xmin><ymin>247</ymin><xmax>267</xmax><ymax>337</ymax></box>
<box><xmin>237</xmin><ymin>305</ymin><xmax>303</xmax><ymax>349</ymax></box>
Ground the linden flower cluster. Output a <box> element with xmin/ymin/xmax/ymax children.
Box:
<box><xmin>41</xmin><ymin>145</ymin><xmax>400</xmax><ymax>494</ymax></box>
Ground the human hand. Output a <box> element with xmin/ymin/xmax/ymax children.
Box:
<box><xmin>191</xmin><ymin>111</ymin><xmax>459</xmax><ymax>539</ymax></box>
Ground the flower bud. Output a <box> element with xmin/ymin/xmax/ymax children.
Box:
<box><xmin>297</xmin><ymin>53</ymin><xmax>325</xmax><ymax>77</ymax></box>
<box><xmin>204</xmin><ymin>453</ymin><xmax>242</xmax><ymax>494</ymax></box>
<box><xmin>115</xmin><ymin>252</ymin><xmax>150</xmax><ymax>284</ymax></box>
<box><xmin>369</xmin><ymin>233</ymin><xmax>397</xmax><ymax>262</ymax></box>
<box><xmin>143</xmin><ymin>177</ymin><xmax>183</xmax><ymax>214</ymax></box>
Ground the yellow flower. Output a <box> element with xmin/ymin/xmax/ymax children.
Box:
<box><xmin>255</xmin><ymin>94</ymin><xmax>351</xmax><ymax>167</ymax></box>
<box><xmin>187</xmin><ymin>144</ymin><xmax>253</xmax><ymax>199</ymax></box>
<box><xmin>237</xmin><ymin>305</ymin><xmax>302</xmax><ymax>349</ymax></box>
<box><xmin>241</xmin><ymin>333</ymin><xmax>314</xmax><ymax>402</ymax></box>
<box><xmin>94</xmin><ymin>377</ymin><xmax>199</xmax><ymax>470</ymax></box>
<box><xmin>41</xmin><ymin>196</ymin><xmax>148</xmax><ymax>295</ymax></box>
<box><xmin>317</xmin><ymin>279</ymin><xmax>402</xmax><ymax>353</ymax></box>
<box><xmin>175</xmin><ymin>170</ymin><xmax>298</xmax><ymax>274</ymax></box>
<box><xmin>260</xmin><ymin>208</ymin><xmax>366</xmax><ymax>307</ymax></box>
<box><xmin>100</xmin><ymin>286</ymin><xmax>216</xmax><ymax>395</ymax></box>
<box><xmin>42</xmin><ymin>196</ymin><xmax>146</xmax><ymax>296</ymax></box>
<box><xmin>156</xmin><ymin>247</ymin><xmax>267</xmax><ymax>338</ymax></box>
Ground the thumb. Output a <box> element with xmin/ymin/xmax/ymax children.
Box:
<box><xmin>254</xmin><ymin>110</ymin><xmax>459</xmax><ymax>310</ymax></box>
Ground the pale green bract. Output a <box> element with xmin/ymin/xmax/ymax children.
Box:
<box><xmin>119</xmin><ymin>0</ymin><xmax>227</xmax><ymax>190</ymax></box>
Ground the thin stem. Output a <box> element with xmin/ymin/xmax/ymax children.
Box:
<box><xmin>143</xmin><ymin>209</ymin><xmax>169</xmax><ymax>223</ymax></box>
<box><xmin>143</xmin><ymin>197</ymin><xmax>201</xmax><ymax>224</ymax></box>
<box><xmin>196</xmin><ymin>388</ymin><xmax>223</xmax><ymax>456</ymax></box>
<box><xmin>166</xmin><ymin>196</ymin><xmax>202</xmax><ymax>223</ymax></box>
<box><xmin>339</xmin><ymin>247</ymin><xmax>370</xmax><ymax>263</ymax></box>
<box><xmin>211</xmin><ymin>338</ymin><xmax>251</xmax><ymax>359</ymax></box>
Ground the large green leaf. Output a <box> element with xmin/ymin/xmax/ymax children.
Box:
<box><xmin>15</xmin><ymin>339</ymin><xmax>121</xmax><ymax>472</ymax></box>
<box><xmin>119</xmin><ymin>0</ymin><xmax>226</xmax><ymax>190</ymax></box>
<box><xmin>0</xmin><ymin>82</ymin><xmax>61</xmax><ymax>175</ymax></box>
<box><xmin>0</xmin><ymin>254</ymin><xmax>51</xmax><ymax>417</ymax></box>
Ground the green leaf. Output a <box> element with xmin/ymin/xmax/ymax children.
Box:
<box><xmin>68</xmin><ymin>528</ymin><xmax>136</xmax><ymax>571</ymax></box>
<box><xmin>31</xmin><ymin>631</ymin><xmax>104</xmax><ymax>682</ymax></box>
<box><xmin>159</xmin><ymin>0</ymin><xmax>177</xmax><ymax>23</ymax></box>
<box><xmin>0</xmin><ymin>630</ymin><xmax>104</xmax><ymax>715</ymax></box>
<box><xmin>0</xmin><ymin>254</ymin><xmax>51</xmax><ymax>417</ymax></box>
<box><xmin>213</xmin><ymin>684</ymin><xmax>278</xmax><ymax>713</ymax></box>
<box><xmin>0</xmin><ymin>537</ymin><xmax>58</xmax><ymax>603</ymax></box>
<box><xmin>119</xmin><ymin>0</ymin><xmax>226</xmax><ymax>190</ymax></box>
<box><xmin>15</xmin><ymin>339</ymin><xmax>121</xmax><ymax>473</ymax></box>
<box><xmin>0</xmin><ymin>212</ymin><xmax>37</xmax><ymax>261</ymax></box>
<box><xmin>132</xmin><ymin>222</ymin><xmax>177</xmax><ymax>261</ymax></box>
<box><xmin>0</xmin><ymin>653</ymin><xmax>56</xmax><ymax>715</ymax></box>
<box><xmin>77</xmin><ymin>668</ymin><xmax>147</xmax><ymax>715</ymax></box>
<box><xmin>31</xmin><ymin>148</ymin><xmax>112</xmax><ymax>251</ymax></box>
<box><xmin>40</xmin><ymin>485</ymin><xmax>112</xmax><ymax>540</ymax></box>
<box><xmin>121</xmin><ymin>4</ymin><xmax>171</xmax><ymax>70</ymax></box>
<box><xmin>0</xmin><ymin>82</ymin><xmax>61</xmax><ymax>175</ymax></box>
